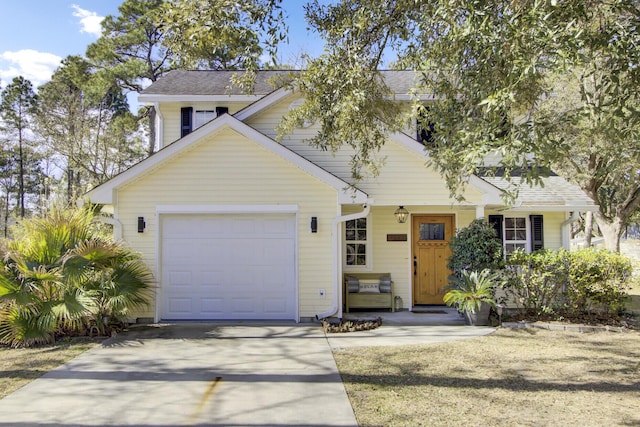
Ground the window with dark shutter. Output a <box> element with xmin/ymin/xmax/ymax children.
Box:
<box><xmin>181</xmin><ymin>107</ymin><xmax>193</xmax><ymax>137</ymax></box>
<box><xmin>530</xmin><ymin>215</ymin><xmax>544</xmax><ymax>251</ymax></box>
<box><xmin>488</xmin><ymin>215</ymin><xmax>504</xmax><ymax>243</ymax></box>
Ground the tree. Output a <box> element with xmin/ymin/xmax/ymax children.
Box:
<box><xmin>280</xmin><ymin>0</ymin><xmax>640</xmax><ymax>251</ymax></box>
<box><xmin>537</xmin><ymin>68</ymin><xmax>640</xmax><ymax>251</ymax></box>
<box><xmin>86</xmin><ymin>0</ymin><xmax>174</xmax><ymax>156</ymax></box>
<box><xmin>36</xmin><ymin>56</ymin><xmax>146</xmax><ymax>202</ymax></box>
<box><xmin>87</xmin><ymin>0</ymin><xmax>287</xmax><ymax>155</ymax></box>
<box><xmin>160</xmin><ymin>0</ymin><xmax>287</xmax><ymax>88</ymax></box>
<box><xmin>0</xmin><ymin>76</ymin><xmax>39</xmax><ymax>219</ymax></box>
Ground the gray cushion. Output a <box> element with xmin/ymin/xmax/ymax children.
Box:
<box><xmin>345</xmin><ymin>276</ymin><xmax>360</xmax><ymax>293</ymax></box>
<box><xmin>379</xmin><ymin>276</ymin><xmax>392</xmax><ymax>293</ymax></box>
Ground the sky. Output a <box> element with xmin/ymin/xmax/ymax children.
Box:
<box><xmin>0</xmin><ymin>0</ymin><xmax>326</xmax><ymax>90</ymax></box>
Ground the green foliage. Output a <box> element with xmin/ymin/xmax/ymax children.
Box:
<box><xmin>444</xmin><ymin>269</ymin><xmax>496</xmax><ymax>314</ymax></box>
<box><xmin>0</xmin><ymin>207</ymin><xmax>152</xmax><ymax>347</ymax></box>
<box><xmin>36</xmin><ymin>56</ymin><xmax>146</xmax><ymax>202</ymax></box>
<box><xmin>160</xmin><ymin>0</ymin><xmax>286</xmax><ymax>72</ymax></box>
<box><xmin>448</xmin><ymin>219</ymin><xmax>504</xmax><ymax>276</ymax></box>
<box><xmin>285</xmin><ymin>0</ymin><xmax>640</xmax><ymax>250</ymax></box>
<box><xmin>502</xmin><ymin>248</ymin><xmax>632</xmax><ymax>318</ymax></box>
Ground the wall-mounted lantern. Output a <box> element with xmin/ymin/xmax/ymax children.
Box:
<box><xmin>394</xmin><ymin>206</ymin><xmax>409</xmax><ymax>224</ymax></box>
<box><xmin>311</xmin><ymin>216</ymin><xmax>318</xmax><ymax>233</ymax></box>
<box><xmin>137</xmin><ymin>216</ymin><xmax>146</xmax><ymax>233</ymax></box>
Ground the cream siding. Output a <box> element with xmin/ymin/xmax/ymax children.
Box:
<box><xmin>245</xmin><ymin>95</ymin><xmax>486</xmax><ymax>206</ymax></box>
<box><xmin>116</xmin><ymin>127</ymin><xmax>339</xmax><ymax>320</ymax></box>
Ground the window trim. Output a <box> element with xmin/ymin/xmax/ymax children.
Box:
<box><xmin>343</xmin><ymin>215</ymin><xmax>372</xmax><ymax>271</ymax></box>
<box><xmin>490</xmin><ymin>214</ymin><xmax>544</xmax><ymax>257</ymax></box>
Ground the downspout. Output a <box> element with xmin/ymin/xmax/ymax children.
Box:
<box><xmin>154</xmin><ymin>102</ymin><xmax>163</xmax><ymax>151</ymax></box>
<box><xmin>561</xmin><ymin>211</ymin><xmax>580</xmax><ymax>250</ymax></box>
<box><xmin>315</xmin><ymin>200</ymin><xmax>372</xmax><ymax>320</ymax></box>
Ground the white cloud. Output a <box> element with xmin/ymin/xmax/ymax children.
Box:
<box><xmin>71</xmin><ymin>5</ymin><xmax>104</xmax><ymax>37</ymax></box>
<box><xmin>0</xmin><ymin>50</ymin><xmax>62</xmax><ymax>87</ymax></box>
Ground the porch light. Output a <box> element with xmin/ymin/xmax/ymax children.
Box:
<box><xmin>394</xmin><ymin>206</ymin><xmax>409</xmax><ymax>224</ymax></box>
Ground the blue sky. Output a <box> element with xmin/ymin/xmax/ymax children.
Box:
<box><xmin>0</xmin><ymin>1</ymin><xmax>326</xmax><ymax>89</ymax></box>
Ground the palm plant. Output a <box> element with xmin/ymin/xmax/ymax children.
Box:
<box><xmin>62</xmin><ymin>239</ymin><xmax>152</xmax><ymax>335</ymax></box>
<box><xmin>444</xmin><ymin>269</ymin><xmax>496</xmax><ymax>319</ymax></box>
<box><xmin>0</xmin><ymin>206</ymin><xmax>152</xmax><ymax>347</ymax></box>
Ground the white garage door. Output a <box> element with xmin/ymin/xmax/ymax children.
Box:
<box><xmin>160</xmin><ymin>214</ymin><xmax>296</xmax><ymax>320</ymax></box>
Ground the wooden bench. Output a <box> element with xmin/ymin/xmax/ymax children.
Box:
<box><xmin>344</xmin><ymin>273</ymin><xmax>395</xmax><ymax>312</ymax></box>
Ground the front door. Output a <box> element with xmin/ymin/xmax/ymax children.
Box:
<box><xmin>412</xmin><ymin>214</ymin><xmax>455</xmax><ymax>305</ymax></box>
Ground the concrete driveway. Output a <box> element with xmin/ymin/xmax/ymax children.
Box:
<box><xmin>0</xmin><ymin>323</ymin><xmax>358</xmax><ymax>427</ymax></box>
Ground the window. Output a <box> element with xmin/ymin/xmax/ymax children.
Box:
<box><xmin>488</xmin><ymin>214</ymin><xmax>544</xmax><ymax>255</ymax></box>
<box><xmin>504</xmin><ymin>217</ymin><xmax>527</xmax><ymax>253</ymax></box>
<box><xmin>345</xmin><ymin>218</ymin><xmax>368</xmax><ymax>267</ymax></box>
<box><xmin>194</xmin><ymin>110</ymin><xmax>215</xmax><ymax>129</ymax></box>
<box><xmin>180</xmin><ymin>106</ymin><xmax>228</xmax><ymax>137</ymax></box>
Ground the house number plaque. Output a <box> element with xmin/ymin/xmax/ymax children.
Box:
<box><xmin>386</xmin><ymin>234</ymin><xmax>407</xmax><ymax>242</ymax></box>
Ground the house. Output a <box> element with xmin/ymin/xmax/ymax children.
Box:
<box><xmin>85</xmin><ymin>70</ymin><xmax>595</xmax><ymax>323</ymax></box>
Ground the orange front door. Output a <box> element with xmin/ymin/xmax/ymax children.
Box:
<box><xmin>412</xmin><ymin>214</ymin><xmax>455</xmax><ymax>305</ymax></box>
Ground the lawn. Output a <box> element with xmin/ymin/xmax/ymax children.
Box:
<box><xmin>0</xmin><ymin>339</ymin><xmax>99</xmax><ymax>399</ymax></box>
<box><xmin>333</xmin><ymin>328</ymin><xmax>640</xmax><ymax>427</ymax></box>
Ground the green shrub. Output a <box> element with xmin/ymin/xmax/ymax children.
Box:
<box><xmin>0</xmin><ymin>207</ymin><xmax>152</xmax><ymax>347</ymax></box>
<box><xmin>448</xmin><ymin>219</ymin><xmax>503</xmax><ymax>286</ymax></box>
<box><xmin>502</xmin><ymin>248</ymin><xmax>632</xmax><ymax>319</ymax></box>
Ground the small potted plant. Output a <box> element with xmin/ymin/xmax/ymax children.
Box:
<box><xmin>444</xmin><ymin>269</ymin><xmax>496</xmax><ymax>326</ymax></box>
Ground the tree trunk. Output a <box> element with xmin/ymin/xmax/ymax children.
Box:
<box><xmin>594</xmin><ymin>212</ymin><xmax>623</xmax><ymax>252</ymax></box>
<box><xmin>18</xmin><ymin>132</ymin><xmax>25</xmax><ymax>218</ymax></box>
<box><xmin>584</xmin><ymin>211</ymin><xmax>594</xmax><ymax>247</ymax></box>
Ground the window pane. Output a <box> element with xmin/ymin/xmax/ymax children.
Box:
<box><xmin>346</xmin><ymin>220</ymin><xmax>355</xmax><ymax>230</ymax></box>
<box><xmin>505</xmin><ymin>218</ymin><xmax>515</xmax><ymax>228</ymax></box>
<box><xmin>420</xmin><ymin>223</ymin><xmax>445</xmax><ymax>240</ymax></box>
<box><xmin>356</xmin><ymin>230</ymin><xmax>367</xmax><ymax>240</ymax></box>
<box><xmin>516</xmin><ymin>218</ymin><xmax>526</xmax><ymax>228</ymax></box>
<box><xmin>355</xmin><ymin>255</ymin><xmax>366</xmax><ymax>265</ymax></box>
<box><xmin>505</xmin><ymin>230</ymin><xmax>515</xmax><ymax>240</ymax></box>
<box><xmin>516</xmin><ymin>230</ymin><xmax>527</xmax><ymax>240</ymax></box>
<box><xmin>346</xmin><ymin>244</ymin><xmax>356</xmax><ymax>265</ymax></box>
<box><xmin>356</xmin><ymin>218</ymin><xmax>366</xmax><ymax>229</ymax></box>
<box><xmin>346</xmin><ymin>229</ymin><xmax>355</xmax><ymax>241</ymax></box>
<box><xmin>194</xmin><ymin>110</ymin><xmax>215</xmax><ymax>129</ymax></box>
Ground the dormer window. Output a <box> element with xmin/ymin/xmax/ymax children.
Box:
<box><xmin>180</xmin><ymin>106</ymin><xmax>229</xmax><ymax>137</ymax></box>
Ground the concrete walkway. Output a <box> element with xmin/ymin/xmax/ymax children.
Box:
<box><xmin>0</xmin><ymin>318</ymin><xmax>494</xmax><ymax>427</ymax></box>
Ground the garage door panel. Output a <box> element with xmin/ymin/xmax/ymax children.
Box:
<box><xmin>161</xmin><ymin>214</ymin><xmax>296</xmax><ymax>320</ymax></box>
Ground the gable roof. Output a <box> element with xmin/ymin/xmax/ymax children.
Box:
<box><xmin>85</xmin><ymin>114</ymin><xmax>367</xmax><ymax>205</ymax></box>
<box><xmin>139</xmin><ymin>70</ymin><xmax>421</xmax><ymax>103</ymax></box>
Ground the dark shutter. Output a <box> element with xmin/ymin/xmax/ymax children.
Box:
<box><xmin>530</xmin><ymin>215</ymin><xmax>544</xmax><ymax>251</ymax></box>
<box><xmin>488</xmin><ymin>215</ymin><xmax>504</xmax><ymax>242</ymax></box>
<box><xmin>215</xmin><ymin>106</ymin><xmax>229</xmax><ymax>116</ymax></box>
<box><xmin>181</xmin><ymin>107</ymin><xmax>193</xmax><ymax>137</ymax></box>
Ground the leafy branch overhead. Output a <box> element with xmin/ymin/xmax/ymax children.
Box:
<box><xmin>282</xmin><ymin>0</ymin><xmax>640</xmax><ymax>250</ymax></box>
<box><xmin>281</xmin><ymin>0</ymin><xmax>640</xmax><ymax>195</ymax></box>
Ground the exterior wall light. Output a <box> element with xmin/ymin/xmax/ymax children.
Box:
<box><xmin>137</xmin><ymin>216</ymin><xmax>146</xmax><ymax>233</ymax></box>
<box><xmin>311</xmin><ymin>216</ymin><xmax>318</xmax><ymax>233</ymax></box>
<box><xmin>394</xmin><ymin>206</ymin><xmax>409</xmax><ymax>224</ymax></box>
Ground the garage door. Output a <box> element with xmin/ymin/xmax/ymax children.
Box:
<box><xmin>160</xmin><ymin>214</ymin><xmax>296</xmax><ymax>320</ymax></box>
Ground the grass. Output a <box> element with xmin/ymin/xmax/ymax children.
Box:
<box><xmin>333</xmin><ymin>328</ymin><xmax>640</xmax><ymax>427</ymax></box>
<box><xmin>0</xmin><ymin>338</ymin><xmax>99</xmax><ymax>399</ymax></box>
